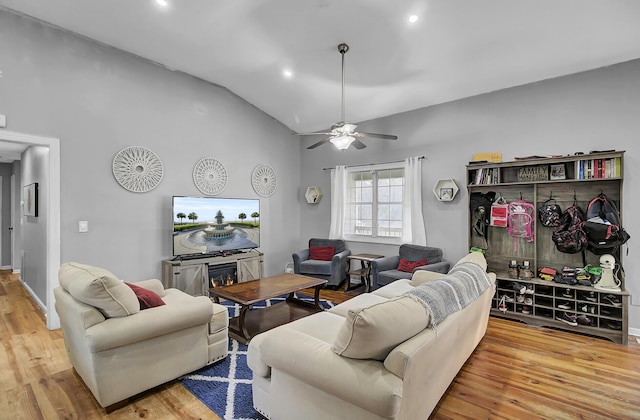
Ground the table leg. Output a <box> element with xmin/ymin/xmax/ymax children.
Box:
<box><xmin>237</xmin><ymin>304</ymin><xmax>251</xmax><ymax>342</ymax></box>
<box><xmin>313</xmin><ymin>285</ymin><xmax>322</xmax><ymax>309</ymax></box>
<box><xmin>364</xmin><ymin>262</ymin><xmax>372</xmax><ymax>293</ymax></box>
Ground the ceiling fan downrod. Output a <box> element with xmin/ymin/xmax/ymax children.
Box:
<box><xmin>338</xmin><ymin>43</ymin><xmax>349</xmax><ymax>123</ymax></box>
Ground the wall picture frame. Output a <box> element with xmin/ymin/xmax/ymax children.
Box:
<box><xmin>439</xmin><ymin>187</ymin><xmax>454</xmax><ymax>201</ymax></box>
<box><xmin>24</xmin><ymin>182</ymin><xmax>38</xmax><ymax>217</ymax></box>
<box><xmin>550</xmin><ymin>163</ymin><xmax>566</xmax><ymax>180</ymax></box>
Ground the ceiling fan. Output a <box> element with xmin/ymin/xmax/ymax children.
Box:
<box><xmin>298</xmin><ymin>43</ymin><xmax>398</xmax><ymax>150</ymax></box>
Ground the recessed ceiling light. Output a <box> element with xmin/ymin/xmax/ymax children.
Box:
<box><xmin>156</xmin><ymin>0</ymin><xmax>168</xmax><ymax>7</ymax></box>
<box><xmin>409</xmin><ymin>15</ymin><xmax>419</xmax><ymax>23</ymax></box>
<box><xmin>283</xmin><ymin>69</ymin><xmax>293</xmax><ymax>79</ymax></box>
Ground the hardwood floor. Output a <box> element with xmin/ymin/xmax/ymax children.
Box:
<box><xmin>2</xmin><ymin>271</ymin><xmax>639</xmax><ymax>419</ymax></box>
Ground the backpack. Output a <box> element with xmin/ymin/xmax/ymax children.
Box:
<box><xmin>469</xmin><ymin>191</ymin><xmax>496</xmax><ymax>250</ymax></box>
<box><xmin>583</xmin><ymin>192</ymin><xmax>630</xmax><ymax>255</ymax></box>
<box><xmin>538</xmin><ymin>198</ymin><xmax>562</xmax><ymax>227</ymax></box>
<box><xmin>490</xmin><ymin>194</ymin><xmax>508</xmax><ymax>227</ymax></box>
<box><xmin>551</xmin><ymin>203</ymin><xmax>587</xmax><ymax>254</ymax></box>
<box><xmin>506</xmin><ymin>199</ymin><xmax>535</xmax><ymax>251</ymax></box>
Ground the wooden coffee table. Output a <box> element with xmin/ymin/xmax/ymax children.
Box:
<box><xmin>208</xmin><ymin>273</ymin><xmax>327</xmax><ymax>344</ymax></box>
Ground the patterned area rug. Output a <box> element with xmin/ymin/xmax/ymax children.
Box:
<box><xmin>180</xmin><ymin>295</ymin><xmax>335</xmax><ymax>420</ymax></box>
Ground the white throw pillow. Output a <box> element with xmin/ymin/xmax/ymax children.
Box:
<box><xmin>411</xmin><ymin>270</ymin><xmax>446</xmax><ymax>286</ymax></box>
<box><xmin>331</xmin><ymin>296</ymin><xmax>428</xmax><ymax>360</ymax></box>
<box><xmin>58</xmin><ymin>262</ymin><xmax>140</xmax><ymax>318</ymax></box>
<box><xmin>454</xmin><ymin>252</ymin><xmax>487</xmax><ymax>270</ymax></box>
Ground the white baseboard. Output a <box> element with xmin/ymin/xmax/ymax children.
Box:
<box><xmin>629</xmin><ymin>327</ymin><xmax>640</xmax><ymax>338</ymax></box>
<box><xmin>12</xmin><ymin>268</ymin><xmax>21</xmax><ymax>274</ymax></box>
<box><xmin>19</xmin><ymin>278</ymin><xmax>47</xmax><ymax>315</ymax></box>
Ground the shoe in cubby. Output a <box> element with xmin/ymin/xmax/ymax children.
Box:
<box><xmin>556</xmin><ymin>312</ymin><xmax>578</xmax><ymax>326</ymax></box>
<box><xmin>561</xmin><ymin>288</ymin><xmax>574</xmax><ymax>298</ymax></box>
<box><xmin>557</xmin><ymin>301</ymin><xmax>573</xmax><ymax>310</ymax></box>
<box><xmin>579</xmin><ymin>304</ymin><xmax>597</xmax><ymax>314</ymax></box>
<box><xmin>602</xmin><ymin>294</ymin><xmax>622</xmax><ymax>307</ymax></box>
<box><xmin>576</xmin><ymin>314</ymin><xmax>593</xmax><ymax>326</ymax></box>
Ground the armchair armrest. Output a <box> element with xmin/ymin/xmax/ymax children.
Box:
<box><xmin>330</xmin><ymin>249</ymin><xmax>351</xmax><ymax>282</ymax></box>
<box><xmin>85</xmin><ymin>295</ymin><xmax>214</xmax><ymax>353</ymax></box>
<box><xmin>412</xmin><ymin>261</ymin><xmax>450</xmax><ymax>275</ymax></box>
<box><xmin>259</xmin><ymin>329</ymin><xmax>402</xmax><ymax>418</ymax></box>
<box><xmin>292</xmin><ymin>249</ymin><xmax>310</xmax><ymax>273</ymax></box>
<box><xmin>370</xmin><ymin>256</ymin><xmax>400</xmax><ymax>275</ymax></box>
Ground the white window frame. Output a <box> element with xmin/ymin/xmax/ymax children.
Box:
<box><xmin>342</xmin><ymin>162</ymin><xmax>405</xmax><ymax>245</ymax></box>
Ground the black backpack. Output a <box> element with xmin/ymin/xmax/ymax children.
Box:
<box><xmin>469</xmin><ymin>191</ymin><xmax>495</xmax><ymax>250</ymax></box>
<box><xmin>583</xmin><ymin>192</ymin><xmax>630</xmax><ymax>255</ymax></box>
<box><xmin>551</xmin><ymin>203</ymin><xmax>587</xmax><ymax>254</ymax></box>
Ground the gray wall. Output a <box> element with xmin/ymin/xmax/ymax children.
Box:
<box><xmin>299</xmin><ymin>59</ymin><xmax>640</xmax><ymax>331</ymax></box>
<box><xmin>0</xmin><ymin>10</ymin><xmax>302</xmax><ymax>293</ymax></box>
<box><xmin>21</xmin><ymin>146</ymin><xmax>48</xmax><ymax>298</ymax></box>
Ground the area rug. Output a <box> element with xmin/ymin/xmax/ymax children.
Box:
<box><xmin>180</xmin><ymin>295</ymin><xmax>335</xmax><ymax>420</ymax></box>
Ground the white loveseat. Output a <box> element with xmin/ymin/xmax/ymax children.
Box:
<box><xmin>54</xmin><ymin>262</ymin><xmax>229</xmax><ymax>410</ymax></box>
<box><xmin>247</xmin><ymin>253</ymin><xmax>495</xmax><ymax>420</ymax></box>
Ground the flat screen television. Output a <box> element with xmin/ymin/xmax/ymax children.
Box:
<box><xmin>172</xmin><ymin>196</ymin><xmax>260</xmax><ymax>258</ymax></box>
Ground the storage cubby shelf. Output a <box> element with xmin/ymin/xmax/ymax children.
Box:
<box><xmin>467</xmin><ymin>151</ymin><xmax>628</xmax><ymax>345</ymax></box>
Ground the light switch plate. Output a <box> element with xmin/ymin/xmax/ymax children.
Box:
<box><xmin>0</xmin><ymin>114</ymin><xmax>6</xmax><ymax>128</ymax></box>
<box><xmin>79</xmin><ymin>220</ymin><xmax>88</xmax><ymax>233</ymax></box>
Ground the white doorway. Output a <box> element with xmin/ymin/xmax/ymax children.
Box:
<box><xmin>0</xmin><ymin>130</ymin><xmax>60</xmax><ymax>330</ymax></box>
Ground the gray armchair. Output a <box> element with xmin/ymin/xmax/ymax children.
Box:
<box><xmin>292</xmin><ymin>238</ymin><xmax>351</xmax><ymax>288</ymax></box>
<box><xmin>370</xmin><ymin>244</ymin><xmax>450</xmax><ymax>290</ymax></box>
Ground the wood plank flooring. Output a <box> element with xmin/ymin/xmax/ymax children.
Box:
<box><xmin>2</xmin><ymin>271</ymin><xmax>639</xmax><ymax>419</ymax></box>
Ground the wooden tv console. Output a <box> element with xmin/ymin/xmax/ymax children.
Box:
<box><xmin>162</xmin><ymin>250</ymin><xmax>264</xmax><ymax>296</ymax></box>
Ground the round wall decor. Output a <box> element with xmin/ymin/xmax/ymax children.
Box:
<box><xmin>251</xmin><ymin>164</ymin><xmax>277</xmax><ymax>197</ymax></box>
<box><xmin>193</xmin><ymin>158</ymin><xmax>228</xmax><ymax>195</ymax></box>
<box><xmin>112</xmin><ymin>146</ymin><xmax>164</xmax><ymax>193</ymax></box>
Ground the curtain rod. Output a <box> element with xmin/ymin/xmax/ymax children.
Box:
<box><xmin>322</xmin><ymin>156</ymin><xmax>425</xmax><ymax>171</ymax></box>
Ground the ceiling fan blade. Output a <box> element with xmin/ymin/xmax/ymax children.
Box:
<box><xmin>352</xmin><ymin>139</ymin><xmax>367</xmax><ymax>149</ymax></box>
<box><xmin>354</xmin><ymin>132</ymin><xmax>398</xmax><ymax>140</ymax></box>
<box><xmin>296</xmin><ymin>131</ymin><xmax>333</xmax><ymax>136</ymax></box>
<box><xmin>307</xmin><ymin>137</ymin><xmax>332</xmax><ymax>149</ymax></box>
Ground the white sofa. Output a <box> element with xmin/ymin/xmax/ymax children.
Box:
<box><xmin>247</xmin><ymin>253</ymin><xmax>495</xmax><ymax>420</ymax></box>
<box><xmin>54</xmin><ymin>262</ymin><xmax>229</xmax><ymax>410</ymax></box>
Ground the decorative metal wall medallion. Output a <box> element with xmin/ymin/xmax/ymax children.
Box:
<box><xmin>251</xmin><ymin>164</ymin><xmax>277</xmax><ymax>197</ymax></box>
<box><xmin>193</xmin><ymin>158</ymin><xmax>228</xmax><ymax>195</ymax></box>
<box><xmin>112</xmin><ymin>146</ymin><xmax>164</xmax><ymax>193</ymax></box>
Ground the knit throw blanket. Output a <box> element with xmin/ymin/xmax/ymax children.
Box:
<box><xmin>404</xmin><ymin>262</ymin><xmax>493</xmax><ymax>327</ymax></box>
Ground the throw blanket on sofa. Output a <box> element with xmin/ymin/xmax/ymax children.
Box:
<box><xmin>404</xmin><ymin>262</ymin><xmax>493</xmax><ymax>327</ymax></box>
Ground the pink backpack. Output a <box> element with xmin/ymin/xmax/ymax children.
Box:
<box><xmin>507</xmin><ymin>199</ymin><xmax>535</xmax><ymax>252</ymax></box>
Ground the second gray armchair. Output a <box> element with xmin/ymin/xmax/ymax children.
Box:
<box><xmin>370</xmin><ymin>244</ymin><xmax>450</xmax><ymax>290</ymax></box>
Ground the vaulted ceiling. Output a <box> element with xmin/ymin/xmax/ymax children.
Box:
<box><xmin>2</xmin><ymin>0</ymin><xmax>640</xmax><ymax>138</ymax></box>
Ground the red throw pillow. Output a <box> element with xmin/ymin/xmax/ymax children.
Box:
<box><xmin>126</xmin><ymin>283</ymin><xmax>166</xmax><ymax>310</ymax></box>
<box><xmin>397</xmin><ymin>258</ymin><xmax>428</xmax><ymax>273</ymax></box>
<box><xmin>309</xmin><ymin>246</ymin><xmax>335</xmax><ymax>261</ymax></box>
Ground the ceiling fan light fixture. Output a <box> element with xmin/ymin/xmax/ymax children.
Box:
<box><xmin>330</xmin><ymin>135</ymin><xmax>355</xmax><ymax>150</ymax></box>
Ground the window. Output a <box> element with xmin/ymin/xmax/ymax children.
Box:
<box><xmin>344</xmin><ymin>167</ymin><xmax>405</xmax><ymax>239</ymax></box>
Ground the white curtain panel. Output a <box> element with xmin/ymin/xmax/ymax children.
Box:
<box><xmin>328</xmin><ymin>165</ymin><xmax>347</xmax><ymax>239</ymax></box>
<box><xmin>402</xmin><ymin>156</ymin><xmax>427</xmax><ymax>245</ymax></box>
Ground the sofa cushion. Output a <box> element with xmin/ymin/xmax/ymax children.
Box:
<box><xmin>126</xmin><ymin>283</ymin><xmax>165</xmax><ymax>309</ymax></box>
<box><xmin>59</xmin><ymin>262</ymin><xmax>140</xmax><ymax>318</ymax></box>
<box><xmin>299</xmin><ymin>259</ymin><xmax>332</xmax><ymax>276</ymax></box>
<box><xmin>331</xmin><ymin>296</ymin><xmax>428</xmax><ymax>360</ymax></box>
<box><xmin>397</xmin><ymin>257</ymin><xmax>427</xmax><ymax>272</ymax></box>
<box><xmin>371</xmin><ymin>279</ymin><xmax>414</xmax><ymax>299</ymax></box>
<box><xmin>309</xmin><ymin>246</ymin><xmax>335</xmax><ymax>261</ymax></box>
